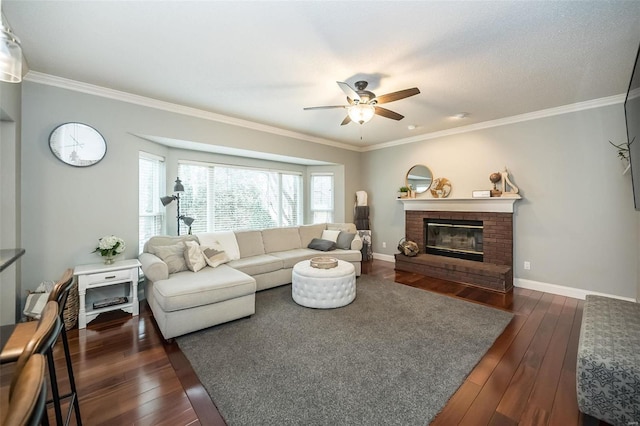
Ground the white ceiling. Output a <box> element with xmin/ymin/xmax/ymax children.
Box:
<box><xmin>4</xmin><ymin>1</ymin><xmax>640</xmax><ymax>149</ymax></box>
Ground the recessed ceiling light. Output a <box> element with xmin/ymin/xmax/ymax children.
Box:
<box><xmin>452</xmin><ymin>112</ymin><xmax>470</xmax><ymax>119</ymax></box>
<box><xmin>407</xmin><ymin>124</ymin><xmax>417</xmax><ymax>130</ymax></box>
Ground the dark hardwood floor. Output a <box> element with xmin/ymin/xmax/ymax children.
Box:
<box><xmin>1</xmin><ymin>260</ymin><xmax>610</xmax><ymax>425</ymax></box>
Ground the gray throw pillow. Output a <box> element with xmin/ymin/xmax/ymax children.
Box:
<box><xmin>336</xmin><ymin>231</ymin><xmax>356</xmax><ymax>250</ymax></box>
<box><xmin>308</xmin><ymin>238</ymin><xmax>336</xmax><ymax>251</ymax></box>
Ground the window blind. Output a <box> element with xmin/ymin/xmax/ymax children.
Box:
<box><xmin>178</xmin><ymin>162</ymin><xmax>302</xmax><ymax>232</ymax></box>
<box><xmin>139</xmin><ymin>153</ymin><xmax>165</xmax><ymax>253</ymax></box>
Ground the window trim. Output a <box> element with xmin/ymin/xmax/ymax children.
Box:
<box><xmin>139</xmin><ymin>152</ymin><xmax>166</xmax><ymax>253</ymax></box>
<box><xmin>310</xmin><ymin>172</ymin><xmax>334</xmax><ymax>224</ymax></box>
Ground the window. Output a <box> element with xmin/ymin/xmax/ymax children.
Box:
<box><xmin>139</xmin><ymin>152</ymin><xmax>165</xmax><ymax>253</ymax></box>
<box><xmin>310</xmin><ymin>173</ymin><xmax>334</xmax><ymax>223</ymax></box>
<box><xmin>178</xmin><ymin>162</ymin><xmax>302</xmax><ymax>232</ymax></box>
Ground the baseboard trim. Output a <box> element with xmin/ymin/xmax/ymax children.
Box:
<box><xmin>514</xmin><ymin>278</ymin><xmax>637</xmax><ymax>302</ymax></box>
<box><xmin>372</xmin><ymin>253</ymin><xmax>396</xmax><ymax>263</ymax></box>
<box><xmin>372</xmin><ymin>255</ymin><xmax>637</xmax><ymax>302</ymax></box>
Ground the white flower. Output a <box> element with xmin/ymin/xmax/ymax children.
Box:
<box><xmin>98</xmin><ymin>236</ymin><xmax>116</xmax><ymax>250</ymax></box>
<box><xmin>94</xmin><ymin>235</ymin><xmax>126</xmax><ymax>256</ymax></box>
<box><xmin>115</xmin><ymin>239</ymin><xmax>126</xmax><ymax>253</ymax></box>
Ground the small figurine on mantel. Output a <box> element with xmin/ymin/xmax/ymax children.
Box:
<box><xmin>489</xmin><ymin>172</ymin><xmax>502</xmax><ymax>197</ymax></box>
<box><xmin>489</xmin><ymin>168</ymin><xmax>520</xmax><ymax>197</ymax></box>
<box><xmin>500</xmin><ymin>167</ymin><xmax>519</xmax><ymax>197</ymax></box>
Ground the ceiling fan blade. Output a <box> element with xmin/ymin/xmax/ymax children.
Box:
<box><xmin>340</xmin><ymin>115</ymin><xmax>352</xmax><ymax>126</ymax></box>
<box><xmin>337</xmin><ymin>81</ymin><xmax>361</xmax><ymax>102</ymax></box>
<box><xmin>373</xmin><ymin>88</ymin><xmax>420</xmax><ymax>104</ymax></box>
<box><xmin>303</xmin><ymin>105</ymin><xmax>347</xmax><ymax>110</ymax></box>
<box><xmin>375</xmin><ymin>106</ymin><xmax>404</xmax><ymax>121</ymax></box>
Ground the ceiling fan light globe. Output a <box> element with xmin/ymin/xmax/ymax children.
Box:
<box><xmin>348</xmin><ymin>104</ymin><xmax>375</xmax><ymax>125</ymax></box>
<box><xmin>0</xmin><ymin>26</ymin><xmax>22</xmax><ymax>83</ymax></box>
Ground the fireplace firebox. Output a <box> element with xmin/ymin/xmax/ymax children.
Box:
<box><xmin>425</xmin><ymin>219</ymin><xmax>483</xmax><ymax>262</ymax></box>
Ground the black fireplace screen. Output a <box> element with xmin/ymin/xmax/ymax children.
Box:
<box><xmin>425</xmin><ymin>219</ymin><xmax>483</xmax><ymax>262</ymax></box>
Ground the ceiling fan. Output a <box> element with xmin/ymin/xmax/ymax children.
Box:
<box><xmin>304</xmin><ymin>81</ymin><xmax>420</xmax><ymax>125</ymax></box>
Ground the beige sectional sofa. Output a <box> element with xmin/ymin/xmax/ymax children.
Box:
<box><xmin>139</xmin><ymin>223</ymin><xmax>362</xmax><ymax>339</ymax></box>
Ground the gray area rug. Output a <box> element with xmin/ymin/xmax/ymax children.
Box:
<box><xmin>177</xmin><ymin>276</ymin><xmax>513</xmax><ymax>425</ymax></box>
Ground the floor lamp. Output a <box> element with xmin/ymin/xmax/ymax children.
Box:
<box><xmin>161</xmin><ymin>177</ymin><xmax>195</xmax><ymax>236</ymax></box>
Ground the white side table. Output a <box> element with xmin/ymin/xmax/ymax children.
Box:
<box><xmin>74</xmin><ymin>259</ymin><xmax>141</xmax><ymax>329</ymax></box>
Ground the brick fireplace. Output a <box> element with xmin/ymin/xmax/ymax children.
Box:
<box><xmin>395</xmin><ymin>199</ymin><xmax>517</xmax><ymax>292</ymax></box>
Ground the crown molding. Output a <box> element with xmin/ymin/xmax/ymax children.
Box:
<box><xmin>25</xmin><ymin>71</ymin><xmax>625</xmax><ymax>154</ymax></box>
<box><xmin>362</xmin><ymin>93</ymin><xmax>626</xmax><ymax>152</ymax></box>
<box><xmin>23</xmin><ymin>71</ymin><xmax>360</xmax><ymax>152</ymax></box>
<box><xmin>628</xmin><ymin>86</ymin><xmax>640</xmax><ymax>101</ymax></box>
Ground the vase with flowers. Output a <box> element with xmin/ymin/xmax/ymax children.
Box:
<box><xmin>93</xmin><ymin>235</ymin><xmax>126</xmax><ymax>265</ymax></box>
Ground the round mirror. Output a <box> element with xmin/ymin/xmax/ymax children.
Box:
<box><xmin>49</xmin><ymin>123</ymin><xmax>107</xmax><ymax>167</ymax></box>
<box><xmin>406</xmin><ymin>165</ymin><xmax>433</xmax><ymax>194</ymax></box>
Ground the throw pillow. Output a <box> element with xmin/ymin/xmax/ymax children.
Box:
<box><xmin>201</xmin><ymin>242</ymin><xmax>230</xmax><ymax>268</ymax></box>
<box><xmin>308</xmin><ymin>238</ymin><xmax>336</xmax><ymax>252</ymax></box>
<box><xmin>298</xmin><ymin>223</ymin><xmax>326</xmax><ymax>247</ymax></box>
<box><xmin>335</xmin><ymin>231</ymin><xmax>356</xmax><ymax>250</ymax></box>
<box><xmin>153</xmin><ymin>244</ymin><xmax>189</xmax><ymax>274</ymax></box>
<box><xmin>197</xmin><ymin>231</ymin><xmax>240</xmax><ymax>260</ymax></box>
<box><xmin>183</xmin><ymin>240</ymin><xmax>207</xmax><ymax>272</ymax></box>
<box><xmin>23</xmin><ymin>292</ymin><xmax>49</xmax><ymax>320</ymax></box>
<box><xmin>321</xmin><ymin>229</ymin><xmax>341</xmax><ymax>242</ymax></box>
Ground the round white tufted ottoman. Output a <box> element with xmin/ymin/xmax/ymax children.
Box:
<box><xmin>292</xmin><ymin>259</ymin><xmax>356</xmax><ymax>308</ymax></box>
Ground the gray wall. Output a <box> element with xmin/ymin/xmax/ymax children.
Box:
<box><xmin>363</xmin><ymin>104</ymin><xmax>639</xmax><ymax>299</ymax></box>
<box><xmin>20</xmin><ymin>82</ymin><xmax>361</xmax><ymax>296</ymax></box>
<box><xmin>1</xmin><ymin>81</ymin><xmax>22</xmax><ymax>325</ymax></box>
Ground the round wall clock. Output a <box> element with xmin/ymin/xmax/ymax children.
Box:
<box><xmin>49</xmin><ymin>122</ymin><xmax>107</xmax><ymax>167</ymax></box>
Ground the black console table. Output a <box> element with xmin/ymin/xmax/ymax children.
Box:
<box><xmin>0</xmin><ymin>248</ymin><xmax>25</xmax><ymax>272</ymax></box>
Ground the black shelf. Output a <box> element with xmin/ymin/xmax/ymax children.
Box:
<box><xmin>0</xmin><ymin>248</ymin><xmax>25</xmax><ymax>272</ymax></box>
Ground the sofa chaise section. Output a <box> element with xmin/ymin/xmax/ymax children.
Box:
<box><xmin>140</xmin><ymin>235</ymin><xmax>256</xmax><ymax>340</ymax></box>
<box><xmin>147</xmin><ymin>265</ymin><xmax>256</xmax><ymax>340</ymax></box>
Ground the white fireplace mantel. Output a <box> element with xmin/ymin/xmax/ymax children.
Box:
<box><xmin>399</xmin><ymin>195</ymin><xmax>521</xmax><ymax>213</ymax></box>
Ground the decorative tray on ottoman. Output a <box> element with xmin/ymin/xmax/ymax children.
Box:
<box><xmin>310</xmin><ymin>257</ymin><xmax>338</xmax><ymax>269</ymax></box>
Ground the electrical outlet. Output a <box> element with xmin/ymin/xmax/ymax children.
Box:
<box><xmin>524</xmin><ymin>261</ymin><xmax>531</xmax><ymax>270</ymax></box>
<box><xmin>382</xmin><ymin>242</ymin><xmax>387</xmax><ymax>248</ymax></box>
